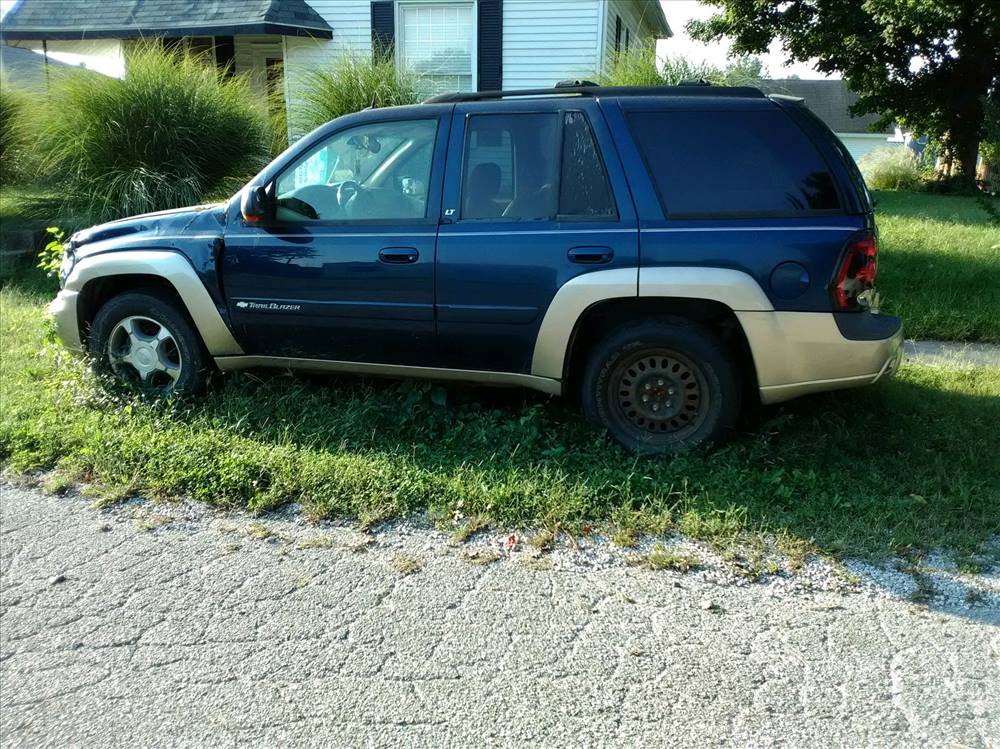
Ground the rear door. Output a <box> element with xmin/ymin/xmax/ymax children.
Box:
<box><xmin>435</xmin><ymin>99</ymin><xmax>638</xmax><ymax>373</ymax></box>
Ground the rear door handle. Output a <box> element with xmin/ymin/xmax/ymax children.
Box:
<box><xmin>568</xmin><ymin>246</ymin><xmax>614</xmax><ymax>264</ymax></box>
<box><xmin>379</xmin><ymin>247</ymin><xmax>419</xmax><ymax>264</ymax></box>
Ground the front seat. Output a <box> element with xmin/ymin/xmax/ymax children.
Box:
<box><xmin>463</xmin><ymin>163</ymin><xmax>504</xmax><ymax>219</ymax></box>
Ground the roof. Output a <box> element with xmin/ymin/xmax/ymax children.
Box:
<box><xmin>0</xmin><ymin>44</ymin><xmax>81</xmax><ymax>90</ymax></box>
<box><xmin>0</xmin><ymin>0</ymin><xmax>333</xmax><ymax>41</ymax></box>
<box><xmin>759</xmin><ymin>78</ymin><xmax>891</xmax><ymax>134</ymax></box>
<box><xmin>634</xmin><ymin>1</ymin><xmax>671</xmax><ymax>38</ymax></box>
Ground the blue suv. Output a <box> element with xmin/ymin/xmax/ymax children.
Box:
<box><xmin>49</xmin><ymin>83</ymin><xmax>902</xmax><ymax>453</ymax></box>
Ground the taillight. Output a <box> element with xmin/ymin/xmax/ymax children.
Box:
<box><xmin>832</xmin><ymin>232</ymin><xmax>878</xmax><ymax>310</ymax></box>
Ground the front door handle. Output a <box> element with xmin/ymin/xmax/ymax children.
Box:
<box><xmin>568</xmin><ymin>246</ymin><xmax>614</xmax><ymax>264</ymax></box>
<box><xmin>379</xmin><ymin>247</ymin><xmax>419</xmax><ymax>264</ymax></box>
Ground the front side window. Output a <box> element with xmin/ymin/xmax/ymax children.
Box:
<box><xmin>398</xmin><ymin>2</ymin><xmax>475</xmax><ymax>96</ymax></box>
<box><xmin>274</xmin><ymin>118</ymin><xmax>437</xmax><ymax>221</ymax></box>
<box><xmin>627</xmin><ymin>109</ymin><xmax>841</xmax><ymax>217</ymax></box>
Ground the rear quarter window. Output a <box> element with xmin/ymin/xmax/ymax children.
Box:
<box><xmin>627</xmin><ymin>109</ymin><xmax>842</xmax><ymax>218</ymax></box>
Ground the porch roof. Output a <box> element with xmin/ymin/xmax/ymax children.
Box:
<box><xmin>0</xmin><ymin>0</ymin><xmax>333</xmax><ymax>41</ymax></box>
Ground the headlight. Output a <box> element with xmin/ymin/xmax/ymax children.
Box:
<box><xmin>58</xmin><ymin>253</ymin><xmax>75</xmax><ymax>288</ymax></box>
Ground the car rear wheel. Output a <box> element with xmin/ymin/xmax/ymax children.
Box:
<box><xmin>89</xmin><ymin>291</ymin><xmax>206</xmax><ymax>397</ymax></box>
<box><xmin>582</xmin><ymin>318</ymin><xmax>740</xmax><ymax>454</ymax></box>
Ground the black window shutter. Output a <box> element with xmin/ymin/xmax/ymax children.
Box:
<box><xmin>625</xmin><ymin>27</ymin><xmax>630</xmax><ymax>53</ymax></box>
<box><xmin>214</xmin><ymin>36</ymin><xmax>235</xmax><ymax>77</ymax></box>
<box><xmin>614</xmin><ymin>16</ymin><xmax>622</xmax><ymax>53</ymax></box>
<box><xmin>477</xmin><ymin>0</ymin><xmax>502</xmax><ymax>91</ymax></box>
<box><xmin>371</xmin><ymin>0</ymin><xmax>395</xmax><ymax>60</ymax></box>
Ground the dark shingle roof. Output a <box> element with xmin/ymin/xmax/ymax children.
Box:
<box><xmin>760</xmin><ymin>78</ymin><xmax>892</xmax><ymax>134</ymax></box>
<box><xmin>1</xmin><ymin>0</ymin><xmax>333</xmax><ymax>40</ymax></box>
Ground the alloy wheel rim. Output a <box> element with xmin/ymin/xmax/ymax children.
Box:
<box><xmin>613</xmin><ymin>350</ymin><xmax>707</xmax><ymax>435</ymax></box>
<box><xmin>107</xmin><ymin>315</ymin><xmax>183</xmax><ymax>394</ymax></box>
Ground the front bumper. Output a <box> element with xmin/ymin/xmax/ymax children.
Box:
<box><xmin>48</xmin><ymin>290</ymin><xmax>84</xmax><ymax>353</ymax></box>
<box><xmin>736</xmin><ymin>310</ymin><xmax>903</xmax><ymax>405</ymax></box>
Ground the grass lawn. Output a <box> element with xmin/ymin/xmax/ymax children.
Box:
<box><xmin>874</xmin><ymin>190</ymin><xmax>1000</xmax><ymax>342</ymax></box>
<box><xmin>3</xmin><ymin>263</ymin><xmax>998</xmax><ymax>563</ymax></box>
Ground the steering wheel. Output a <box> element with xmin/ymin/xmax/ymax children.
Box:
<box><xmin>337</xmin><ymin>180</ymin><xmax>361</xmax><ymax>208</ymax></box>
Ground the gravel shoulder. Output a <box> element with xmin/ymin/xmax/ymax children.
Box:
<box><xmin>1</xmin><ymin>482</ymin><xmax>998</xmax><ymax>748</ymax></box>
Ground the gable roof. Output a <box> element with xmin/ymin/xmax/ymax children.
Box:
<box><xmin>0</xmin><ymin>0</ymin><xmax>333</xmax><ymax>41</ymax></box>
<box><xmin>760</xmin><ymin>78</ymin><xmax>891</xmax><ymax>134</ymax></box>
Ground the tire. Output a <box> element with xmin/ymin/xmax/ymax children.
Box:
<box><xmin>88</xmin><ymin>290</ymin><xmax>207</xmax><ymax>397</ymax></box>
<box><xmin>581</xmin><ymin>317</ymin><xmax>740</xmax><ymax>454</ymax></box>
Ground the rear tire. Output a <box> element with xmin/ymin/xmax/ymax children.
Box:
<box><xmin>581</xmin><ymin>317</ymin><xmax>740</xmax><ymax>454</ymax></box>
<box><xmin>88</xmin><ymin>290</ymin><xmax>207</xmax><ymax>397</ymax></box>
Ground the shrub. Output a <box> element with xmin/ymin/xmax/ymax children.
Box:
<box><xmin>30</xmin><ymin>42</ymin><xmax>272</xmax><ymax>224</ymax></box>
<box><xmin>858</xmin><ymin>147</ymin><xmax>924</xmax><ymax>191</ymax></box>
<box><xmin>0</xmin><ymin>79</ymin><xmax>28</xmax><ymax>185</ymax></box>
<box><xmin>600</xmin><ymin>45</ymin><xmax>764</xmax><ymax>88</ymax></box>
<box><xmin>294</xmin><ymin>52</ymin><xmax>419</xmax><ymax>134</ymax></box>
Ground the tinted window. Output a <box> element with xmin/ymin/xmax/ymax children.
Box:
<box><xmin>560</xmin><ymin>112</ymin><xmax>616</xmax><ymax>219</ymax></box>
<box><xmin>461</xmin><ymin>113</ymin><xmax>559</xmax><ymax>221</ymax></box>
<box><xmin>275</xmin><ymin>119</ymin><xmax>437</xmax><ymax>221</ymax></box>
<box><xmin>627</xmin><ymin>110</ymin><xmax>840</xmax><ymax>217</ymax></box>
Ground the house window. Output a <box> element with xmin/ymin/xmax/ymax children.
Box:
<box><xmin>397</xmin><ymin>1</ymin><xmax>475</xmax><ymax>95</ymax></box>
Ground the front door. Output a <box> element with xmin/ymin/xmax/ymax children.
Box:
<box><xmin>222</xmin><ymin>115</ymin><xmax>449</xmax><ymax>364</ymax></box>
<box><xmin>435</xmin><ymin>100</ymin><xmax>638</xmax><ymax>373</ymax></box>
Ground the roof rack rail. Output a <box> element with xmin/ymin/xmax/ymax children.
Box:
<box><xmin>422</xmin><ymin>84</ymin><xmax>766</xmax><ymax>105</ymax></box>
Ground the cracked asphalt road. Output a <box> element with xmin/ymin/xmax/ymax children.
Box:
<box><xmin>2</xmin><ymin>483</ymin><xmax>998</xmax><ymax>747</ymax></box>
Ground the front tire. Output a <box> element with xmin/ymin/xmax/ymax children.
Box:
<box><xmin>88</xmin><ymin>291</ymin><xmax>206</xmax><ymax>397</ymax></box>
<box><xmin>581</xmin><ymin>318</ymin><xmax>740</xmax><ymax>454</ymax></box>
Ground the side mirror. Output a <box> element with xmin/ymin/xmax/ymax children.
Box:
<box><xmin>240</xmin><ymin>184</ymin><xmax>271</xmax><ymax>224</ymax></box>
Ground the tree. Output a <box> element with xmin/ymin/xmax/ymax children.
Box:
<box><xmin>688</xmin><ymin>1</ymin><xmax>1000</xmax><ymax>188</ymax></box>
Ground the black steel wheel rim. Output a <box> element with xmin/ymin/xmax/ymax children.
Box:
<box><xmin>611</xmin><ymin>349</ymin><xmax>709</xmax><ymax>437</ymax></box>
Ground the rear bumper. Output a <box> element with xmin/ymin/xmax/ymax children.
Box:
<box><xmin>736</xmin><ymin>310</ymin><xmax>903</xmax><ymax>405</ymax></box>
<box><xmin>48</xmin><ymin>290</ymin><xmax>84</xmax><ymax>353</ymax></box>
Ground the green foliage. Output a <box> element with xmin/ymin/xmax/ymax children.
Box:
<box><xmin>36</xmin><ymin>227</ymin><xmax>66</xmax><ymax>277</ymax></box>
<box><xmin>688</xmin><ymin>0</ymin><xmax>1000</xmax><ymax>186</ymax></box>
<box><xmin>0</xmin><ymin>78</ymin><xmax>28</xmax><ymax>185</ymax></box>
<box><xmin>857</xmin><ymin>148</ymin><xmax>924</xmax><ymax>191</ymax></box>
<box><xmin>29</xmin><ymin>42</ymin><xmax>272</xmax><ymax>225</ymax></box>
<box><xmin>599</xmin><ymin>44</ymin><xmax>765</xmax><ymax>88</ymax></box>
<box><xmin>874</xmin><ymin>190</ymin><xmax>1000</xmax><ymax>342</ymax></box>
<box><xmin>294</xmin><ymin>52</ymin><xmax>419</xmax><ymax>134</ymax></box>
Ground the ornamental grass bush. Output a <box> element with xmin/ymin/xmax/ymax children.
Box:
<box><xmin>294</xmin><ymin>52</ymin><xmax>419</xmax><ymax>133</ymax></box>
<box><xmin>599</xmin><ymin>44</ymin><xmax>764</xmax><ymax>88</ymax></box>
<box><xmin>0</xmin><ymin>78</ymin><xmax>29</xmax><ymax>185</ymax></box>
<box><xmin>858</xmin><ymin>147</ymin><xmax>924</xmax><ymax>191</ymax></box>
<box><xmin>30</xmin><ymin>42</ymin><xmax>272</xmax><ymax>224</ymax></box>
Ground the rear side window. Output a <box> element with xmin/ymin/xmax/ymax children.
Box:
<box><xmin>627</xmin><ymin>110</ymin><xmax>841</xmax><ymax>217</ymax></box>
<box><xmin>460</xmin><ymin>111</ymin><xmax>616</xmax><ymax>221</ymax></box>
<box><xmin>462</xmin><ymin>113</ymin><xmax>559</xmax><ymax>220</ymax></box>
<box><xmin>560</xmin><ymin>111</ymin><xmax>616</xmax><ymax>218</ymax></box>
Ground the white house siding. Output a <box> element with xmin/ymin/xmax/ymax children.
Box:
<box><xmin>502</xmin><ymin>0</ymin><xmax>602</xmax><ymax>89</ymax></box>
<box><xmin>837</xmin><ymin>133</ymin><xmax>900</xmax><ymax>162</ymax></box>
<box><xmin>603</xmin><ymin>0</ymin><xmax>661</xmax><ymax>69</ymax></box>
<box><xmin>11</xmin><ymin>39</ymin><xmax>126</xmax><ymax>79</ymax></box>
<box><xmin>283</xmin><ymin>0</ymin><xmax>372</xmax><ymax>133</ymax></box>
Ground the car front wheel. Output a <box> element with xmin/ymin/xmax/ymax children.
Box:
<box><xmin>88</xmin><ymin>291</ymin><xmax>206</xmax><ymax>397</ymax></box>
<box><xmin>582</xmin><ymin>318</ymin><xmax>740</xmax><ymax>454</ymax></box>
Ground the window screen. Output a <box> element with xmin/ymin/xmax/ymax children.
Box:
<box><xmin>627</xmin><ymin>110</ymin><xmax>841</xmax><ymax>217</ymax></box>
<box><xmin>398</xmin><ymin>2</ymin><xmax>475</xmax><ymax>96</ymax></box>
<box><xmin>559</xmin><ymin>112</ymin><xmax>616</xmax><ymax>218</ymax></box>
<box><xmin>461</xmin><ymin>113</ymin><xmax>559</xmax><ymax>221</ymax></box>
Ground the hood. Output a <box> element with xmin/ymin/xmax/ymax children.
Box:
<box><xmin>69</xmin><ymin>203</ymin><xmax>226</xmax><ymax>257</ymax></box>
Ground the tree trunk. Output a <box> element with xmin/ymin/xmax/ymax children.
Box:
<box><xmin>949</xmin><ymin>124</ymin><xmax>981</xmax><ymax>189</ymax></box>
